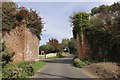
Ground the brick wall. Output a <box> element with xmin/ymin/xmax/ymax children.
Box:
<box><xmin>76</xmin><ymin>33</ymin><xmax>92</xmax><ymax>59</ymax></box>
<box><xmin>3</xmin><ymin>22</ymin><xmax>39</xmax><ymax>63</ymax></box>
<box><xmin>81</xmin><ymin>33</ymin><xmax>91</xmax><ymax>59</ymax></box>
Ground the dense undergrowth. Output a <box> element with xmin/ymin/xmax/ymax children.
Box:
<box><xmin>2</xmin><ymin>61</ymin><xmax>45</xmax><ymax>79</ymax></box>
<box><xmin>73</xmin><ymin>58</ymin><xmax>91</xmax><ymax>68</ymax></box>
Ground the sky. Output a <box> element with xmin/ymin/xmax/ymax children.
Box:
<box><xmin>15</xmin><ymin>1</ymin><xmax>119</xmax><ymax>46</ymax></box>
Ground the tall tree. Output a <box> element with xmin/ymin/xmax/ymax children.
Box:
<box><xmin>61</xmin><ymin>38</ymin><xmax>69</xmax><ymax>51</ymax></box>
<box><xmin>91</xmin><ymin>2</ymin><xmax>120</xmax><ymax>61</ymax></box>
<box><xmin>48</xmin><ymin>38</ymin><xmax>62</xmax><ymax>52</ymax></box>
<box><xmin>68</xmin><ymin>38</ymin><xmax>77</xmax><ymax>54</ymax></box>
<box><xmin>70</xmin><ymin>12</ymin><xmax>90</xmax><ymax>59</ymax></box>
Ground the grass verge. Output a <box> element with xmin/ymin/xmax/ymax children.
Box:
<box><xmin>32</xmin><ymin>61</ymin><xmax>46</xmax><ymax>72</ymax></box>
<box><xmin>2</xmin><ymin>61</ymin><xmax>46</xmax><ymax>78</ymax></box>
<box><xmin>73</xmin><ymin>58</ymin><xmax>90</xmax><ymax>68</ymax></box>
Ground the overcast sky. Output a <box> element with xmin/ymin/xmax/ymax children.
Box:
<box><xmin>16</xmin><ymin>1</ymin><xmax>119</xmax><ymax>46</ymax></box>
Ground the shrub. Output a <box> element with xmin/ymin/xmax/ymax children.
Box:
<box><xmin>62</xmin><ymin>52</ymin><xmax>70</xmax><ymax>57</ymax></box>
<box><xmin>1</xmin><ymin>42</ymin><xmax>15</xmax><ymax>68</ymax></box>
<box><xmin>73</xmin><ymin>58</ymin><xmax>90</xmax><ymax>68</ymax></box>
<box><xmin>1</xmin><ymin>52</ymin><xmax>15</xmax><ymax>67</ymax></box>
<box><xmin>17</xmin><ymin>62</ymin><xmax>34</xmax><ymax>76</ymax></box>
<box><xmin>56</xmin><ymin>53</ymin><xmax>70</xmax><ymax>58</ymax></box>
<box><xmin>84</xmin><ymin>60</ymin><xmax>91</xmax><ymax>65</ymax></box>
<box><xmin>56</xmin><ymin>53</ymin><xmax>64</xmax><ymax>58</ymax></box>
<box><xmin>2</xmin><ymin>63</ymin><xmax>23</xmax><ymax>78</ymax></box>
<box><xmin>2</xmin><ymin>61</ymin><xmax>45</xmax><ymax>78</ymax></box>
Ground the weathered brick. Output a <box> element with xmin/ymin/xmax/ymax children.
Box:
<box><xmin>3</xmin><ymin>22</ymin><xmax>39</xmax><ymax>63</ymax></box>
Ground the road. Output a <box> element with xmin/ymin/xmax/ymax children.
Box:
<box><xmin>32</xmin><ymin>55</ymin><xmax>91</xmax><ymax>80</ymax></box>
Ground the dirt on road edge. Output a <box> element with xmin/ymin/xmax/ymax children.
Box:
<box><xmin>80</xmin><ymin>62</ymin><xmax>120</xmax><ymax>79</ymax></box>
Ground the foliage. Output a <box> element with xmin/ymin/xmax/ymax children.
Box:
<box><xmin>2</xmin><ymin>2</ymin><xmax>43</xmax><ymax>39</ymax></box>
<box><xmin>32</xmin><ymin>61</ymin><xmax>46</xmax><ymax>72</ymax></box>
<box><xmin>61</xmin><ymin>38</ymin><xmax>70</xmax><ymax>51</ymax></box>
<box><xmin>2</xmin><ymin>2</ymin><xmax>17</xmax><ymax>34</ymax></box>
<box><xmin>60</xmin><ymin>38</ymin><xmax>77</xmax><ymax>54</ymax></box>
<box><xmin>69</xmin><ymin>12</ymin><xmax>90</xmax><ymax>39</ymax></box>
<box><xmin>48</xmin><ymin>38</ymin><xmax>62</xmax><ymax>52</ymax></box>
<box><xmin>91</xmin><ymin>2</ymin><xmax>120</xmax><ymax>45</ymax></box>
<box><xmin>2</xmin><ymin>62</ymin><xmax>33</xmax><ymax>78</ymax></box>
<box><xmin>70</xmin><ymin>2</ymin><xmax>120</xmax><ymax>62</ymax></box>
<box><xmin>17</xmin><ymin>62</ymin><xmax>34</xmax><ymax>76</ymax></box>
<box><xmin>68</xmin><ymin>38</ymin><xmax>77</xmax><ymax>54</ymax></box>
<box><xmin>84</xmin><ymin>27</ymin><xmax>111</xmax><ymax>60</ymax></box>
<box><xmin>89</xmin><ymin>2</ymin><xmax>120</xmax><ymax>61</ymax></box>
<box><xmin>40</xmin><ymin>44</ymin><xmax>55</xmax><ymax>53</ymax></box>
<box><xmin>69</xmin><ymin>12</ymin><xmax>90</xmax><ymax>59</ymax></box>
<box><xmin>73</xmin><ymin>58</ymin><xmax>90</xmax><ymax>68</ymax></box>
<box><xmin>2</xmin><ymin>61</ymin><xmax>45</xmax><ymax>78</ymax></box>
<box><xmin>56</xmin><ymin>52</ymin><xmax>70</xmax><ymax>58</ymax></box>
<box><xmin>16</xmin><ymin>7</ymin><xmax>43</xmax><ymax>39</ymax></box>
<box><xmin>40</xmin><ymin>38</ymin><xmax>62</xmax><ymax>53</ymax></box>
<box><xmin>56</xmin><ymin>53</ymin><xmax>64</xmax><ymax>58</ymax></box>
<box><xmin>2</xmin><ymin>63</ymin><xmax>23</xmax><ymax>78</ymax></box>
<box><xmin>1</xmin><ymin>43</ymin><xmax>15</xmax><ymax>67</ymax></box>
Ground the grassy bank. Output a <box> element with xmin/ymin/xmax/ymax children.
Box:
<box><xmin>2</xmin><ymin>61</ymin><xmax>46</xmax><ymax>78</ymax></box>
<box><xmin>32</xmin><ymin>61</ymin><xmax>45</xmax><ymax>72</ymax></box>
<box><xmin>73</xmin><ymin>58</ymin><xmax>90</xmax><ymax>68</ymax></box>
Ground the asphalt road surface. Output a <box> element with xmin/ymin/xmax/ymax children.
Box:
<box><xmin>32</xmin><ymin>55</ymin><xmax>91</xmax><ymax>80</ymax></box>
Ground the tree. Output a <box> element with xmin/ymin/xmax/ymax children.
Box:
<box><xmin>40</xmin><ymin>44</ymin><xmax>55</xmax><ymax>53</ymax></box>
<box><xmin>2</xmin><ymin>2</ymin><xmax>17</xmax><ymax>34</ymax></box>
<box><xmin>61</xmin><ymin>38</ymin><xmax>69</xmax><ymax>51</ymax></box>
<box><xmin>90</xmin><ymin>2</ymin><xmax>120</xmax><ymax>61</ymax></box>
<box><xmin>16</xmin><ymin>7</ymin><xmax>43</xmax><ymax>39</ymax></box>
<box><xmin>2</xmin><ymin>2</ymin><xmax>43</xmax><ymax>39</ymax></box>
<box><xmin>48</xmin><ymin>38</ymin><xmax>62</xmax><ymax>53</ymax></box>
<box><xmin>40</xmin><ymin>38</ymin><xmax>62</xmax><ymax>53</ymax></box>
<box><xmin>2</xmin><ymin>2</ymin><xmax>44</xmax><ymax>65</ymax></box>
<box><xmin>91</xmin><ymin>2</ymin><xmax>120</xmax><ymax>45</ymax></box>
<box><xmin>68</xmin><ymin>38</ymin><xmax>77</xmax><ymax>54</ymax></box>
<box><xmin>1</xmin><ymin>42</ymin><xmax>15</xmax><ymax>67</ymax></box>
<box><xmin>70</xmin><ymin>12</ymin><xmax>91</xmax><ymax>59</ymax></box>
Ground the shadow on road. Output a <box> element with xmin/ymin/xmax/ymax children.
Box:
<box><xmin>42</xmin><ymin>55</ymin><xmax>76</xmax><ymax>64</ymax></box>
<box><xmin>39</xmin><ymin>72</ymin><xmax>91</xmax><ymax>80</ymax></box>
<box><xmin>32</xmin><ymin>55</ymin><xmax>91</xmax><ymax>79</ymax></box>
<box><xmin>43</xmin><ymin>59</ymin><xmax>73</xmax><ymax>64</ymax></box>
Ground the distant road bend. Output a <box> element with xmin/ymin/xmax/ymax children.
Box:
<box><xmin>32</xmin><ymin>55</ymin><xmax>91</xmax><ymax>80</ymax></box>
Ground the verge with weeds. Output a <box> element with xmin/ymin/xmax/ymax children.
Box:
<box><xmin>2</xmin><ymin>61</ymin><xmax>46</xmax><ymax>79</ymax></box>
<box><xmin>73</xmin><ymin>58</ymin><xmax>91</xmax><ymax>68</ymax></box>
